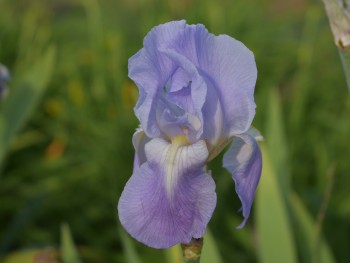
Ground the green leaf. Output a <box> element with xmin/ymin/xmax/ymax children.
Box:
<box><xmin>257</xmin><ymin>89</ymin><xmax>297</xmax><ymax>263</ymax></box>
<box><xmin>289</xmin><ymin>193</ymin><xmax>335</xmax><ymax>263</ymax></box>
<box><xmin>165</xmin><ymin>245</ymin><xmax>182</xmax><ymax>263</ymax></box>
<box><xmin>119</xmin><ymin>227</ymin><xmax>143</xmax><ymax>263</ymax></box>
<box><xmin>164</xmin><ymin>228</ymin><xmax>223</xmax><ymax>263</ymax></box>
<box><xmin>0</xmin><ymin>115</ymin><xmax>5</xmax><ymax>162</ymax></box>
<box><xmin>201</xmin><ymin>228</ymin><xmax>223</xmax><ymax>263</ymax></box>
<box><xmin>61</xmin><ymin>223</ymin><xmax>82</xmax><ymax>263</ymax></box>
<box><xmin>0</xmin><ymin>46</ymin><xmax>56</xmax><ymax>167</ymax></box>
<box><xmin>322</xmin><ymin>0</ymin><xmax>350</xmax><ymax>91</ymax></box>
<box><xmin>2</xmin><ymin>249</ymin><xmax>39</xmax><ymax>263</ymax></box>
<box><xmin>256</xmin><ymin>145</ymin><xmax>298</xmax><ymax>263</ymax></box>
<box><xmin>339</xmin><ymin>48</ymin><xmax>350</xmax><ymax>91</ymax></box>
<box><xmin>265</xmin><ymin>89</ymin><xmax>290</xmax><ymax>196</ymax></box>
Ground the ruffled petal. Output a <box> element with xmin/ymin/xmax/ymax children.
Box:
<box><xmin>129</xmin><ymin>20</ymin><xmax>256</xmax><ymax>141</ymax></box>
<box><xmin>0</xmin><ymin>63</ymin><xmax>10</xmax><ymax>99</ymax></box>
<box><xmin>198</xmin><ymin>34</ymin><xmax>257</xmax><ymax>136</ymax></box>
<box><xmin>166</xmin><ymin>24</ymin><xmax>257</xmax><ymax>136</ymax></box>
<box><xmin>157</xmin><ymin>22</ymin><xmax>256</xmax><ymax>141</ymax></box>
<box><xmin>245</xmin><ymin>127</ymin><xmax>264</xmax><ymax>142</ymax></box>
<box><xmin>157</xmin><ymin>49</ymin><xmax>207</xmax><ymax>141</ymax></box>
<box><xmin>129</xmin><ymin>21</ymin><xmax>189</xmax><ymax>137</ymax></box>
<box><xmin>118</xmin><ymin>137</ymin><xmax>216</xmax><ymax>248</ymax></box>
<box><xmin>132</xmin><ymin>128</ymin><xmax>151</xmax><ymax>168</ymax></box>
<box><xmin>222</xmin><ymin>134</ymin><xmax>262</xmax><ymax>228</ymax></box>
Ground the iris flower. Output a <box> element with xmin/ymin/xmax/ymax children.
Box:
<box><xmin>0</xmin><ymin>63</ymin><xmax>10</xmax><ymax>100</ymax></box>
<box><xmin>118</xmin><ymin>20</ymin><xmax>262</xmax><ymax>249</ymax></box>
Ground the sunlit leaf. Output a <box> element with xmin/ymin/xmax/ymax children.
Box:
<box><xmin>290</xmin><ymin>193</ymin><xmax>335</xmax><ymax>263</ymax></box>
<box><xmin>3</xmin><ymin>248</ymin><xmax>59</xmax><ymax>263</ymax></box>
<box><xmin>201</xmin><ymin>228</ymin><xmax>223</xmax><ymax>263</ymax></box>
<box><xmin>256</xmin><ymin>145</ymin><xmax>297</xmax><ymax>263</ymax></box>
<box><xmin>119</xmin><ymin>227</ymin><xmax>143</xmax><ymax>263</ymax></box>
<box><xmin>164</xmin><ymin>228</ymin><xmax>222</xmax><ymax>263</ymax></box>
<box><xmin>3</xmin><ymin>249</ymin><xmax>38</xmax><ymax>263</ymax></box>
<box><xmin>165</xmin><ymin>244</ymin><xmax>182</xmax><ymax>263</ymax></box>
<box><xmin>265</xmin><ymin>89</ymin><xmax>290</xmax><ymax>196</ymax></box>
<box><xmin>0</xmin><ymin>46</ymin><xmax>55</xmax><ymax>167</ymax></box>
<box><xmin>61</xmin><ymin>223</ymin><xmax>82</xmax><ymax>263</ymax></box>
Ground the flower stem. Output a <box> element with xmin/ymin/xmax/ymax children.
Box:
<box><xmin>339</xmin><ymin>48</ymin><xmax>350</xmax><ymax>91</ymax></box>
<box><xmin>181</xmin><ymin>238</ymin><xmax>203</xmax><ymax>263</ymax></box>
<box><xmin>322</xmin><ymin>0</ymin><xmax>350</xmax><ymax>91</ymax></box>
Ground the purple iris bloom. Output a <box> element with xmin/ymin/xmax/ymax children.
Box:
<box><xmin>0</xmin><ymin>63</ymin><xmax>10</xmax><ymax>100</ymax></box>
<box><xmin>118</xmin><ymin>20</ymin><xmax>262</xmax><ymax>249</ymax></box>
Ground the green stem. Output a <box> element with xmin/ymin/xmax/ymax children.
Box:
<box><xmin>322</xmin><ymin>0</ymin><xmax>350</xmax><ymax>91</ymax></box>
<box><xmin>339</xmin><ymin>48</ymin><xmax>350</xmax><ymax>90</ymax></box>
<box><xmin>181</xmin><ymin>238</ymin><xmax>203</xmax><ymax>263</ymax></box>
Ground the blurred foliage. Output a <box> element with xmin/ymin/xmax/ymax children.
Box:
<box><xmin>0</xmin><ymin>0</ymin><xmax>349</xmax><ymax>262</ymax></box>
<box><xmin>61</xmin><ymin>223</ymin><xmax>82</xmax><ymax>263</ymax></box>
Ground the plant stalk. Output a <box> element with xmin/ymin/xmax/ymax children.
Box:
<box><xmin>322</xmin><ymin>0</ymin><xmax>350</xmax><ymax>91</ymax></box>
<box><xmin>181</xmin><ymin>238</ymin><xmax>203</xmax><ymax>263</ymax></box>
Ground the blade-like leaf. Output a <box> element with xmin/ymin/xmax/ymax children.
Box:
<box><xmin>3</xmin><ymin>248</ymin><xmax>59</xmax><ymax>263</ymax></box>
<box><xmin>119</xmin><ymin>227</ymin><xmax>143</xmax><ymax>263</ymax></box>
<box><xmin>61</xmin><ymin>223</ymin><xmax>81</xmax><ymax>263</ymax></box>
<box><xmin>290</xmin><ymin>193</ymin><xmax>335</xmax><ymax>263</ymax></box>
<box><xmin>265</xmin><ymin>89</ymin><xmax>290</xmax><ymax>196</ymax></box>
<box><xmin>322</xmin><ymin>0</ymin><xmax>350</xmax><ymax>91</ymax></box>
<box><xmin>201</xmin><ymin>228</ymin><xmax>223</xmax><ymax>263</ymax></box>
<box><xmin>256</xmin><ymin>145</ymin><xmax>297</xmax><ymax>263</ymax></box>
<box><xmin>165</xmin><ymin>245</ymin><xmax>182</xmax><ymax>263</ymax></box>
<box><xmin>3</xmin><ymin>249</ymin><xmax>39</xmax><ymax>263</ymax></box>
<box><xmin>164</xmin><ymin>228</ymin><xmax>223</xmax><ymax>263</ymax></box>
<box><xmin>0</xmin><ymin>46</ymin><xmax>56</xmax><ymax>168</ymax></box>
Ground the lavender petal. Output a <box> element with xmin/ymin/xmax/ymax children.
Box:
<box><xmin>118</xmin><ymin>137</ymin><xmax>216</xmax><ymax>248</ymax></box>
<box><xmin>223</xmin><ymin>134</ymin><xmax>262</xmax><ymax>228</ymax></box>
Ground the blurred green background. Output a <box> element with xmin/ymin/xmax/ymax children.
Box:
<box><xmin>0</xmin><ymin>0</ymin><xmax>349</xmax><ymax>262</ymax></box>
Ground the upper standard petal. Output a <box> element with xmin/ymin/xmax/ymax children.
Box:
<box><xmin>195</xmin><ymin>34</ymin><xmax>257</xmax><ymax>137</ymax></box>
<box><xmin>129</xmin><ymin>21</ymin><xmax>257</xmax><ymax>143</ymax></box>
<box><xmin>159</xmin><ymin>22</ymin><xmax>257</xmax><ymax>137</ymax></box>
<box><xmin>129</xmin><ymin>21</ymin><xmax>191</xmax><ymax>138</ymax></box>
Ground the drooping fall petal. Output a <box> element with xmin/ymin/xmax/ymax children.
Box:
<box><xmin>223</xmin><ymin>133</ymin><xmax>262</xmax><ymax>228</ymax></box>
<box><xmin>118</xmin><ymin>137</ymin><xmax>216</xmax><ymax>248</ymax></box>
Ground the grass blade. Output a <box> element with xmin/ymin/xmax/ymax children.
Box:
<box><xmin>164</xmin><ymin>228</ymin><xmax>223</xmax><ymax>263</ymax></box>
<box><xmin>119</xmin><ymin>227</ymin><xmax>143</xmax><ymax>263</ymax></box>
<box><xmin>201</xmin><ymin>228</ymin><xmax>223</xmax><ymax>263</ymax></box>
<box><xmin>0</xmin><ymin>46</ymin><xmax>55</xmax><ymax>168</ymax></box>
<box><xmin>256</xmin><ymin>145</ymin><xmax>297</xmax><ymax>263</ymax></box>
<box><xmin>61</xmin><ymin>223</ymin><xmax>82</xmax><ymax>263</ymax></box>
<box><xmin>290</xmin><ymin>193</ymin><xmax>335</xmax><ymax>263</ymax></box>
